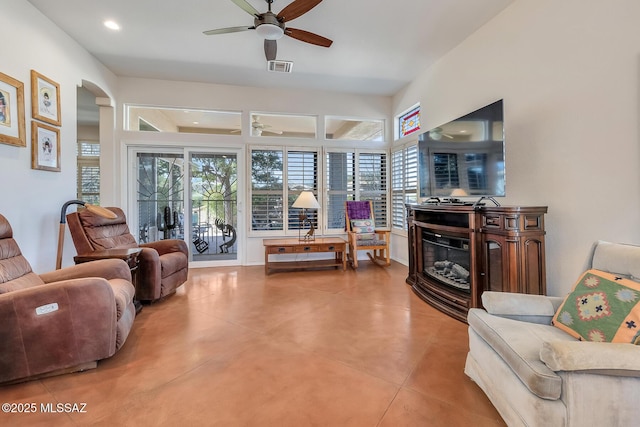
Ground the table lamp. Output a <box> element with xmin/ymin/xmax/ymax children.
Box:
<box><xmin>56</xmin><ymin>199</ymin><xmax>117</xmax><ymax>269</ymax></box>
<box><xmin>292</xmin><ymin>191</ymin><xmax>320</xmax><ymax>241</ymax></box>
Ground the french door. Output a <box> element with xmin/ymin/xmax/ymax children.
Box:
<box><xmin>129</xmin><ymin>146</ymin><xmax>243</xmax><ymax>266</ymax></box>
<box><xmin>188</xmin><ymin>150</ymin><xmax>239</xmax><ymax>263</ymax></box>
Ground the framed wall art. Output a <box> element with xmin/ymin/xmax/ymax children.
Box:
<box><xmin>31</xmin><ymin>121</ymin><xmax>60</xmax><ymax>172</ymax></box>
<box><xmin>0</xmin><ymin>72</ymin><xmax>26</xmax><ymax>147</ymax></box>
<box><xmin>31</xmin><ymin>70</ymin><xmax>61</xmax><ymax>126</ymax></box>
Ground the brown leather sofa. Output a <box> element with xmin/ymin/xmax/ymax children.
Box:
<box><xmin>66</xmin><ymin>207</ymin><xmax>188</xmax><ymax>302</ymax></box>
<box><xmin>0</xmin><ymin>213</ymin><xmax>136</xmax><ymax>384</ymax></box>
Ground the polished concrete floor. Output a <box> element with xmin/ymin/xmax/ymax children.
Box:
<box><xmin>0</xmin><ymin>261</ymin><xmax>505</xmax><ymax>426</ymax></box>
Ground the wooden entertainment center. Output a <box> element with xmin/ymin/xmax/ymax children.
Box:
<box><xmin>406</xmin><ymin>203</ymin><xmax>547</xmax><ymax>322</ymax></box>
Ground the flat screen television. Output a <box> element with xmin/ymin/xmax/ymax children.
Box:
<box><xmin>418</xmin><ymin>99</ymin><xmax>505</xmax><ymax>201</ymax></box>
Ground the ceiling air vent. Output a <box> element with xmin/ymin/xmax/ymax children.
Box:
<box><xmin>267</xmin><ymin>60</ymin><xmax>294</xmax><ymax>73</ymax></box>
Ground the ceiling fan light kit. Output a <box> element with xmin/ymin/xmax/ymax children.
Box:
<box><xmin>254</xmin><ymin>12</ymin><xmax>285</xmax><ymax>40</ymax></box>
<box><xmin>256</xmin><ymin>23</ymin><xmax>284</xmax><ymax>40</ymax></box>
<box><xmin>204</xmin><ymin>0</ymin><xmax>332</xmax><ymax>62</ymax></box>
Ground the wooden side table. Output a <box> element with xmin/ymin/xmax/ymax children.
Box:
<box><xmin>263</xmin><ymin>237</ymin><xmax>347</xmax><ymax>274</ymax></box>
<box><xmin>74</xmin><ymin>248</ymin><xmax>143</xmax><ymax>314</ymax></box>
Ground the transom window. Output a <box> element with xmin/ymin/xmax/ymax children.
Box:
<box><xmin>398</xmin><ymin>105</ymin><xmax>421</xmax><ymax>138</ymax></box>
<box><xmin>125</xmin><ymin>105</ymin><xmax>242</xmax><ymax>135</ymax></box>
<box><xmin>325</xmin><ymin>116</ymin><xmax>384</xmax><ymax>141</ymax></box>
<box><xmin>250</xmin><ymin>113</ymin><xmax>316</xmax><ymax>138</ymax></box>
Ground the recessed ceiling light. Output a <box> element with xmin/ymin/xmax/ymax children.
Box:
<box><xmin>193</xmin><ymin>121</ymin><xmax>199</xmax><ymax>125</ymax></box>
<box><xmin>104</xmin><ymin>20</ymin><xmax>121</xmax><ymax>31</ymax></box>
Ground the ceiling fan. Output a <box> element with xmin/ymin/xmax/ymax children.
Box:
<box><xmin>203</xmin><ymin>0</ymin><xmax>333</xmax><ymax>61</ymax></box>
<box><xmin>231</xmin><ymin>116</ymin><xmax>284</xmax><ymax>136</ymax></box>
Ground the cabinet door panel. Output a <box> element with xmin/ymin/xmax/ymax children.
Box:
<box><xmin>484</xmin><ymin>240</ymin><xmax>503</xmax><ymax>292</ymax></box>
<box><xmin>523</xmin><ymin>238</ymin><xmax>546</xmax><ymax>294</ymax></box>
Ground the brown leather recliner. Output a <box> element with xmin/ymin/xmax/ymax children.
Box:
<box><xmin>0</xmin><ymin>213</ymin><xmax>136</xmax><ymax>384</ymax></box>
<box><xmin>66</xmin><ymin>207</ymin><xmax>188</xmax><ymax>302</ymax></box>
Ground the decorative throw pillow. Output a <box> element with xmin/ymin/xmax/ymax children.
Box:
<box><xmin>552</xmin><ymin>269</ymin><xmax>640</xmax><ymax>344</ymax></box>
<box><xmin>351</xmin><ymin>219</ymin><xmax>374</xmax><ymax>233</ymax></box>
<box><xmin>355</xmin><ymin>233</ymin><xmax>376</xmax><ymax>240</ymax></box>
<box><xmin>351</xmin><ymin>219</ymin><xmax>375</xmax><ymax>240</ymax></box>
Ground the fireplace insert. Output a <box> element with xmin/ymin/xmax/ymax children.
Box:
<box><xmin>422</xmin><ymin>231</ymin><xmax>471</xmax><ymax>292</ymax></box>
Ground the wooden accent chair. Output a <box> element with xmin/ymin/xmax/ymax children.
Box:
<box><xmin>345</xmin><ymin>201</ymin><xmax>390</xmax><ymax>269</ymax></box>
<box><xmin>67</xmin><ymin>207</ymin><xmax>188</xmax><ymax>303</ymax></box>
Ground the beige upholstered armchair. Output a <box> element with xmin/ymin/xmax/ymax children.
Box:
<box><xmin>465</xmin><ymin>241</ymin><xmax>640</xmax><ymax>427</ymax></box>
<box><xmin>0</xmin><ymin>214</ymin><xmax>135</xmax><ymax>384</ymax></box>
<box><xmin>66</xmin><ymin>207</ymin><xmax>188</xmax><ymax>303</ymax></box>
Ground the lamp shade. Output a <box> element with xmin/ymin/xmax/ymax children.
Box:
<box><xmin>292</xmin><ymin>191</ymin><xmax>320</xmax><ymax>209</ymax></box>
<box><xmin>450</xmin><ymin>188</ymin><xmax>469</xmax><ymax>197</ymax></box>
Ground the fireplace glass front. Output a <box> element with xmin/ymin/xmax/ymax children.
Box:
<box><xmin>422</xmin><ymin>231</ymin><xmax>471</xmax><ymax>292</ymax></box>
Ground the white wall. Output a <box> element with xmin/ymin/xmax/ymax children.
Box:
<box><xmin>393</xmin><ymin>0</ymin><xmax>640</xmax><ymax>295</ymax></box>
<box><xmin>78</xmin><ymin>125</ymin><xmax>99</xmax><ymax>141</ymax></box>
<box><xmin>1</xmin><ymin>0</ymin><xmax>118</xmax><ymax>272</ymax></box>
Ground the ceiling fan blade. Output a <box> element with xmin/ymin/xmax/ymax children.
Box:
<box><xmin>264</xmin><ymin>39</ymin><xmax>277</xmax><ymax>61</ymax></box>
<box><xmin>285</xmin><ymin>28</ymin><xmax>333</xmax><ymax>47</ymax></box>
<box><xmin>230</xmin><ymin>0</ymin><xmax>260</xmax><ymax>17</ymax></box>
<box><xmin>203</xmin><ymin>26</ymin><xmax>254</xmax><ymax>36</ymax></box>
<box><xmin>277</xmin><ymin>0</ymin><xmax>323</xmax><ymax>22</ymax></box>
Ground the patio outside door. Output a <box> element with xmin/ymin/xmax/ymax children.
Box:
<box><xmin>189</xmin><ymin>151</ymin><xmax>238</xmax><ymax>262</ymax></box>
<box><xmin>133</xmin><ymin>148</ymin><xmax>240</xmax><ymax>265</ymax></box>
<box><xmin>136</xmin><ymin>151</ymin><xmax>185</xmax><ymax>246</ymax></box>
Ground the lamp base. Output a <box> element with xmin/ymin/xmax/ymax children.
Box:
<box><xmin>298</xmin><ymin>215</ymin><xmax>316</xmax><ymax>241</ymax></box>
<box><xmin>298</xmin><ymin>229</ymin><xmax>316</xmax><ymax>242</ymax></box>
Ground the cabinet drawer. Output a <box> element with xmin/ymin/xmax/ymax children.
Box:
<box><xmin>316</xmin><ymin>244</ymin><xmax>343</xmax><ymax>252</ymax></box>
<box><xmin>268</xmin><ymin>246</ymin><xmax>294</xmax><ymax>254</ymax></box>
<box><xmin>483</xmin><ymin>214</ymin><xmax>502</xmax><ymax>229</ymax></box>
<box><xmin>294</xmin><ymin>245</ymin><xmax>319</xmax><ymax>253</ymax></box>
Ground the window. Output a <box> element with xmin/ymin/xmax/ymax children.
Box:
<box><xmin>250</xmin><ymin>147</ymin><xmax>319</xmax><ymax>233</ymax></box>
<box><xmin>251</xmin><ymin>149</ymin><xmax>284</xmax><ymax>231</ymax></box>
<box><xmin>125</xmin><ymin>105</ymin><xmax>242</xmax><ymax>135</ymax></box>
<box><xmin>287</xmin><ymin>150</ymin><xmax>319</xmax><ymax>230</ymax></box>
<box><xmin>250</xmin><ymin>113</ymin><xmax>316</xmax><ymax>138</ymax></box>
<box><xmin>391</xmin><ymin>144</ymin><xmax>418</xmax><ymax>231</ymax></box>
<box><xmin>77</xmin><ymin>141</ymin><xmax>100</xmax><ymax>205</ymax></box>
<box><xmin>325</xmin><ymin>151</ymin><xmax>355</xmax><ymax>230</ymax></box>
<box><xmin>398</xmin><ymin>105</ymin><xmax>421</xmax><ymax>138</ymax></box>
<box><xmin>358</xmin><ymin>152</ymin><xmax>388</xmax><ymax>228</ymax></box>
<box><xmin>325</xmin><ymin>117</ymin><xmax>384</xmax><ymax>141</ymax></box>
<box><xmin>325</xmin><ymin>150</ymin><xmax>387</xmax><ymax>231</ymax></box>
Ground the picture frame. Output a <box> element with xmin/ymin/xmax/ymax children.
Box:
<box><xmin>31</xmin><ymin>121</ymin><xmax>60</xmax><ymax>172</ymax></box>
<box><xmin>0</xmin><ymin>72</ymin><xmax>26</xmax><ymax>147</ymax></box>
<box><xmin>31</xmin><ymin>70</ymin><xmax>61</xmax><ymax>126</ymax></box>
